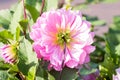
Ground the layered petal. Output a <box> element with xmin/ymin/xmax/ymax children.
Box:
<box><xmin>30</xmin><ymin>9</ymin><xmax>95</xmax><ymax>71</ymax></box>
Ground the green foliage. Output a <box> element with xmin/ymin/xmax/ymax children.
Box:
<box><xmin>25</xmin><ymin>0</ymin><xmax>37</xmax><ymax>7</ymax></box>
<box><xmin>25</xmin><ymin>4</ymin><xmax>39</xmax><ymax>22</ymax></box>
<box><xmin>0</xmin><ymin>70</ymin><xmax>9</xmax><ymax>80</ymax></box>
<box><xmin>80</xmin><ymin>63</ymin><xmax>98</xmax><ymax>76</ymax></box>
<box><xmin>0</xmin><ymin>70</ymin><xmax>18</xmax><ymax>80</ymax></box>
<box><xmin>97</xmin><ymin>16</ymin><xmax>120</xmax><ymax>80</ymax></box>
<box><xmin>17</xmin><ymin>38</ymin><xmax>38</xmax><ymax>80</ymax></box>
<box><xmin>0</xmin><ymin>0</ymin><xmax>120</xmax><ymax>80</ymax></box>
<box><xmin>0</xmin><ymin>9</ymin><xmax>12</xmax><ymax>29</ymax></box>
<box><xmin>9</xmin><ymin>1</ymin><xmax>23</xmax><ymax>34</ymax></box>
<box><xmin>50</xmin><ymin>67</ymin><xmax>78</xmax><ymax>80</ymax></box>
<box><xmin>0</xmin><ymin>62</ymin><xmax>11</xmax><ymax>70</ymax></box>
<box><xmin>84</xmin><ymin>15</ymin><xmax>106</xmax><ymax>26</ymax></box>
<box><xmin>35</xmin><ymin>63</ymin><xmax>48</xmax><ymax>80</ymax></box>
<box><xmin>15</xmin><ymin>27</ymin><xmax>20</xmax><ymax>41</ymax></box>
<box><xmin>0</xmin><ymin>30</ymin><xmax>13</xmax><ymax>43</ymax></box>
<box><xmin>106</xmin><ymin>16</ymin><xmax>120</xmax><ymax>46</ymax></box>
<box><xmin>19</xmin><ymin>19</ymin><xmax>28</xmax><ymax>32</ymax></box>
<box><xmin>46</xmin><ymin>0</ymin><xmax>58</xmax><ymax>11</ymax></box>
<box><xmin>115</xmin><ymin>44</ymin><xmax>120</xmax><ymax>56</ymax></box>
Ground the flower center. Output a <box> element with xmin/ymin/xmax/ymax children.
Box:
<box><xmin>57</xmin><ymin>30</ymin><xmax>71</xmax><ymax>46</ymax></box>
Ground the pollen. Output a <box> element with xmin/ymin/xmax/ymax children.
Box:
<box><xmin>57</xmin><ymin>29</ymin><xmax>71</xmax><ymax>46</ymax></box>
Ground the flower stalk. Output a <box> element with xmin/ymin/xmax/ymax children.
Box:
<box><xmin>22</xmin><ymin>0</ymin><xmax>30</xmax><ymax>36</ymax></box>
<box><xmin>40</xmin><ymin>0</ymin><xmax>45</xmax><ymax>16</ymax></box>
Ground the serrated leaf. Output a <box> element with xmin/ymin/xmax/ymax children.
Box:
<box><xmin>17</xmin><ymin>38</ymin><xmax>38</xmax><ymax>80</ymax></box>
<box><xmin>0</xmin><ymin>9</ymin><xmax>12</xmax><ymax>29</ymax></box>
<box><xmin>9</xmin><ymin>1</ymin><xmax>23</xmax><ymax>34</ymax></box>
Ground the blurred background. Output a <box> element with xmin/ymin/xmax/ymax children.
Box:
<box><xmin>0</xmin><ymin>0</ymin><xmax>120</xmax><ymax>79</ymax></box>
<box><xmin>0</xmin><ymin>0</ymin><xmax>120</xmax><ymax>35</ymax></box>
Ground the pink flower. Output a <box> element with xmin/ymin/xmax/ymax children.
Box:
<box><xmin>30</xmin><ymin>9</ymin><xmax>95</xmax><ymax>71</ymax></box>
<box><xmin>113</xmin><ymin>68</ymin><xmax>120</xmax><ymax>80</ymax></box>
<box><xmin>0</xmin><ymin>44</ymin><xmax>17</xmax><ymax>64</ymax></box>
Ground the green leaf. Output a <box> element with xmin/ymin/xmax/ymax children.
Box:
<box><xmin>25</xmin><ymin>0</ymin><xmax>37</xmax><ymax>7</ymax></box>
<box><xmin>92</xmin><ymin>20</ymin><xmax>106</xmax><ymax>26</ymax></box>
<box><xmin>106</xmin><ymin>16</ymin><xmax>120</xmax><ymax>46</ymax></box>
<box><xmin>99</xmin><ymin>38</ymin><xmax>117</xmax><ymax>79</ymax></box>
<box><xmin>0</xmin><ymin>70</ymin><xmax>18</xmax><ymax>80</ymax></box>
<box><xmin>17</xmin><ymin>38</ymin><xmax>38</xmax><ymax>80</ymax></box>
<box><xmin>99</xmin><ymin>53</ymin><xmax>115</xmax><ymax>80</ymax></box>
<box><xmin>48</xmin><ymin>73</ymin><xmax>55</xmax><ymax>80</ymax></box>
<box><xmin>9</xmin><ymin>1</ymin><xmax>23</xmax><ymax>34</ymax></box>
<box><xmin>15</xmin><ymin>27</ymin><xmax>20</xmax><ymax>41</ymax></box>
<box><xmin>113</xmin><ymin>16</ymin><xmax>120</xmax><ymax>27</ymax></box>
<box><xmin>8</xmin><ymin>65</ymin><xmax>18</xmax><ymax>74</ymax></box>
<box><xmin>105</xmin><ymin>37</ymin><xmax>115</xmax><ymax>56</ymax></box>
<box><xmin>79</xmin><ymin>62</ymin><xmax>98</xmax><ymax>75</ymax></box>
<box><xmin>115</xmin><ymin>44</ymin><xmax>120</xmax><ymax>56</ymax></box>
<box><xmin>25</xmin><ymin>4</ymin><xmax>39</xmax><ymax>22</ymax></box>
<box><xmin>50</xmin><ymin>67</ymin><xmax>78</xmax><ymax>80</ymax></box>
<box><xmin>0</xmin><ymin>9</ymin><xmax>12</xmax><ymax>29</ymax></box>
<box><xmin>0</xmin><ymin>70</ymin><xmax>9</xmax><ymax>80</ymax></box>
<box><xmin>0</xmin><ymin>62</ymin><xmax>11</xmax><ymax>70</ymax></box>
<box><xmin>80</xmin><ymin>67</ymin><xmax>97</xmax><ymax>76</ymax></box>
<box><xmin>36</xmin><ymin>65</ymin><xmax>48</xmax><ymax>80</ymax></box>
<box><xmin>46</xmin><ymin>0</ymin><xmax>58</xmax><ymax>11</ymax></box>
<box><xmin>0</xmin><ymin>30</ymin><xmax>13</xmax><ymax>43</ymax></box>
<box><xmin>19</xmin><ymin>19</ymin><xmax>28</xmax><ymax>31</ymax></box>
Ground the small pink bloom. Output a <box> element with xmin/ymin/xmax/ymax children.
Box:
<box><xmin>0</xmin><ymin>44</ymin><xmax>17</xmax><ymax>64</ymax></box>
<box><xmin>113</xmin><ymin>68</ymin><xmax>120</xmax><ymax>80</ymax></box>
<box><xmin>30</xmin><ymin>9</ymin><xmax>95</xmax><ymax>71</ymax></box>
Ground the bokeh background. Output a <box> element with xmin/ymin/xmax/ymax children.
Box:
<box><xmin>0</xmin><ymin>0</ymin><xmax>120</xmax><ymax>79</ymax></box>
<box><xmin>0</xmin><ymin>0</ymin><xmax>119</xmax><ymax>36</ymax></box>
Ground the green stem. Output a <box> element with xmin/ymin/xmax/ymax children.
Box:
<box><xmin>58</xmin><ymin>0</ymin><xmax>65</xmax><ymax>8</ymax></box>
<box><xmin>22</xmin><ymin>0</ymin><xmax>27</xmax><ymax>19</ymax></box>
<box><xmin>40</xmin><ymin>0</ymin><xmax>45</xmax><ymax>16</ymax></box>
<box><xmin>22</xmin><ymin>0</ymin><xmax>31</xmax><ymax>35</ymax></box>
<box><xmin>59</xmin><ymin>42</ymin><xmax>66</xmax><ymax>80</ymax></box>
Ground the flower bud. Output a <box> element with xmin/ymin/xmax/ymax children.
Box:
<box><xmin>0</xmin><ymin>44</ymin><xmax>17</xmax><ymax>64</ymax></box>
